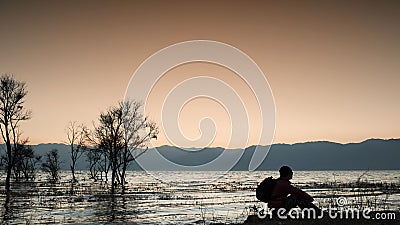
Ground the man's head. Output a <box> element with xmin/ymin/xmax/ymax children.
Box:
<box><xmin>279</xmin><ymin>165</ymin><xmax>293</xmax><ymax>179</ymax></box>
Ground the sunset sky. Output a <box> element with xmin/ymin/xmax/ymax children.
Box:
<box><xmin>0</xmin><ymin>0</ymin><xmax>399</xmax><ymax>147</ymax></box>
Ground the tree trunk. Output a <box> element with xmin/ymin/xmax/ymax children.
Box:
<box><xmin>71</xmin><ymin>164</ymin><xmax>76</xmax><ymax>182</ymax></box>
<box><xmin>5</xmin><ymin>140</ymin><xmax>12</xmax><ymax>193</ymax></box>
<box><xmin>71</xmin><ymin>145</ymin><xmax>77</xmax><ymax>183</ymax></box>
<box><xmin>110</xmin><ymin>148</ymin><xmax>116</xmax><ymax>195</ymax></box>
<box><xmin>111</xmin><ymin>166</ymin><xmax>116</xmax><ymax>195</ymax></box>
<box><xmin>121</xmin><ymin>161</ymin><xmax>127</xmax><ymax>191</ymax></box>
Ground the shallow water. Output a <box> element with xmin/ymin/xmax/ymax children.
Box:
<box><xmin>1</xmin><ymin>170</ymin><xmax>399</xmax><ymax>224</ymax></box>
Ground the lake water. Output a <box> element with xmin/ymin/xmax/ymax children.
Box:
<box><xmin>1</xmin><ymin>170</ymin><xmax>399</xmax><ymax>224</ymax></box>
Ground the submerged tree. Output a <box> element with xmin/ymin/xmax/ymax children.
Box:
<box><xmin>0</xmin><ymin>74</ymin><xmax>32</xmax><ymax>192</ymax></box>
<box><xmin>90</xmin><ymin>100</ymin><xmax>158</xmax><ymax>194</ymax></box>
<box><xmin>0</xmin><ymin>138</ymin><xmax>40</xmax><ymax>182</ymax></box>
<box><xmin>118</xmin><ymin>100</ymin><xmax>158</xmax><ymax>189</ymax></box>
<box><xmin>66</xmin><ymin>121</ymin><xmax>88</xmax><ymax>182</ymax></box>
<box><xmin>41</xmin><ymin>149</ymin><xmax>62</xmax><ymax>183</ymax></box>
<box><xmin>11</xmin><ymin>139</ymin><xmax>41</xmax><ymax>181</ymax></box>
<box><xmin>85</xmin><ymin>146</ymin><xmax>102</xmax><ymax>180</ymax></box>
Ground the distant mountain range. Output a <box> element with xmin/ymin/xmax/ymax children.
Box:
<box><xmin>6</xmin><ymin>138</ymin><xmax>399</xmax><ymax>171</ymax></box>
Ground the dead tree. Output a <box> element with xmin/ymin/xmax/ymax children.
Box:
<box><xmin>66</xmin><ymin>121</ymin><xmax>87</xmax><ymax>182</ymax></box>
<box><xmin>0</xmin><ymin>74</ymin><xmax>32</xmax><ymax>192</ymax></box>
<box><xmin>12</xmin><ymin>139</ymin><xmax>41</xmax><ymax>181</ymax></box>
<box><xmin>94</xmin><ymin>107</ymin><xmax>124</xmax><ymax>194</ymax></box>
<box><xmin>41</xmin><ymin>149</ymin><xmax>61</xmax><ymax>183</ymax></box>
<box><xmin>91</xmin><ymin>100</ymin><xmax>158</xmax><ymax>194</ymax></box>
<box><xmin>85</xmin><ymin>146</ymin><xmax>101</xmax><ymax>180</ymax></box>
<box><xmin>118</xmin><ymin>100</ymin><xmax>158</xmax><ymax>190</ymax></box>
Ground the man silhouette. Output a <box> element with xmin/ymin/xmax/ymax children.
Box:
<box><xmin>268</xmin><ymin>166</ymin><xmax>320</xmax><ymax>214</ymax></box>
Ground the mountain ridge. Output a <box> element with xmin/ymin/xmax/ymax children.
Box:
<box><xmin>4</xmin><ymin>138</ymin><xmax>399</xmax><ymax>171</ymax></box>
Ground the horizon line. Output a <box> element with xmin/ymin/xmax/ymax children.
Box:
<box><xmin>30</xmin><ymin>137</ymin><xmax>400</xmax><ymax>149</ymax></box>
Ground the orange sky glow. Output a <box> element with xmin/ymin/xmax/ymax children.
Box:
<box><xmin>0</xmin><ymin>0</ymin><xmax>399</xmax><ymax>147</ymax></box>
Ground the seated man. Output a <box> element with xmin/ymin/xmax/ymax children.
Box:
<box><xmin>268</xmin><ymin>166</ymin><xmax>320</xmax><ymax>215</ymax></box>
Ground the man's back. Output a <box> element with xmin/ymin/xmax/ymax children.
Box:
<box><xmin>268</xmin><ymin>177</ymin><xmax>313</xmax><ymax>208</ymax></box>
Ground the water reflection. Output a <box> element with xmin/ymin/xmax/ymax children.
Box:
<box><xmin>3</xmin><ymin>191</ymin><xmax>12</xmax><ymax>222</ymax></box>
<box><xmin>90</xmin><ymin>194</ymin><xmax>138</xmax><ymax>224</ymax></box>
<box><xmin>0</xmin><ymin>171</ymin><xmax>399</xmax><ymax>224</ymax></box>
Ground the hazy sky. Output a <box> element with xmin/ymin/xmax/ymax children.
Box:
<box><xmin>0</xmin><ymin>0</ymin><xmax>399</xmax><ymax>147</ymax></box>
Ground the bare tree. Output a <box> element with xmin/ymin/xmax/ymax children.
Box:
<box><xmin>118</xmin><ymin>100</ymin><xmax>158</xmax><ymax>189</ymax></box>
<box><xmin>90</xmin><ymin>100</ymin><xmax>158</xmax><ymax>194</ymax></box>
<box><xmin>11</xmin><ymin>139</ymin><xmax>41</xmax><ymax>181</ymax></box>
<box><xmin>94</xmin><ymin>106</ymin><xmax>124</xmax><ymax>194</ymax></box>
<box><xmin>41</xmin><ymin>149</ymin><xmax>61</xmax><ymax>183</ymax></box>
<box><xmin>66</xmin><ymin>121</ymin><xmax>87</xmax><ymax>182</ymax></box>
<box><xmin>1</xmin><ymin>138</ymin><xmax>40</xmax><ymax>182</ymax></box>
<box><xmin>0</xmin><ymin>74</ymin><xmax>32</xmax><ymax>192</ymax></box>
<box><xmin>85</xmin><ymin>146</ymin><xmax>101</xmax><ymax>180</ymax></box>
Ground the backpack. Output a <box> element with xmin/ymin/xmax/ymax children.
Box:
<box><xmin>256</xmin><ymin>176</ymin><xmax>277</xmax><ymax>202</ymax></box>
